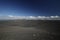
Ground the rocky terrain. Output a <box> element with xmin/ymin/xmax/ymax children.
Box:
<box><xmin>0</xmin><ymin>20</ymin><xmax>60</xmax><ymax>40</ymax></box>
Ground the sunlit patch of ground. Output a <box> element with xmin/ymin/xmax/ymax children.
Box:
<box><xmin>0</xmin><ymin>26</ymin><xmax>46</xmax><ymax>40</ymax></box>
<box><xmin>0</xmin><ymin>26</ymin><xmax>58</xmax><ymax>40</ymax></box>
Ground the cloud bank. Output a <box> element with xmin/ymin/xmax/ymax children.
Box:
<box><xmin>0</xmin><ymin>15</ymin><xmax>60</xmax><ymax>20</ymax></box>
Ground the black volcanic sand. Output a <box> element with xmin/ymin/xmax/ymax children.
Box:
<box><xmin>0</xmin><ymin>20</ymin><xmax>60</xmax><ymax>40</ymax></box>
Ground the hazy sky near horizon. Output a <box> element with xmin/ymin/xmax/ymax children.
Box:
<box><xmin>0</xmin><ymin>0</ymin><xmax>60</xmax><ymax>16</ymax></box>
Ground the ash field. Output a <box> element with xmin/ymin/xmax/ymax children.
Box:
<box><xmin>0</xmin><ymin>20</ymin><xmax>60</xmax><ymax>40</ymax></box>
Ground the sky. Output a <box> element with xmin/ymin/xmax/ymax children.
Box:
<box><xmin>0</xmin><ymin>0</ymin><xmax>60</xmax><ymax>16</ymax></box>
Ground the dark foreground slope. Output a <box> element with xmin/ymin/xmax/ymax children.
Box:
<box><xmin>0</xmin><ymin>20</ymin><xmax>60</xmax><ymax>40</ymax></box>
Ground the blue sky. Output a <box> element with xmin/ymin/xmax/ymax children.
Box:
<box><xmin>0</xmin><ymin>0</ymin><xmax>60</xmax><ymax>16</ymax></box>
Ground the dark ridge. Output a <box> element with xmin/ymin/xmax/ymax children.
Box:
<box><xmin>0</xmin><ymin>20</ymin><xmax>60</xmax><ymax>32</ymax></box>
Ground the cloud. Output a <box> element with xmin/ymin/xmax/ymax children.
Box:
<box><xmin>8</xmin><ymin>15</ymin><xmax>14</xmax><ymax>17</ymax></box>
<box><xmin>0</xmin><ymin>15</ymin><xmax>60</xmax><ymax>20</ymax></box>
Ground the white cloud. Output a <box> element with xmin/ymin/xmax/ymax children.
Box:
<box><xmin>8</xmin><ymin>15</ymin><xmax>14</xmax><ymax>17</ymax></box>
<box><xmin>0</xmin><ymin>15</ymin><xmax>60</xmax><ymax>20</ymax></box>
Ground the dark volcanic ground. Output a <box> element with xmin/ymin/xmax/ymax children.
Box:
<box><xmin>0</xmin><ymin>20</ymin><xmax>60</xmax><ymax>40</ymax></box>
